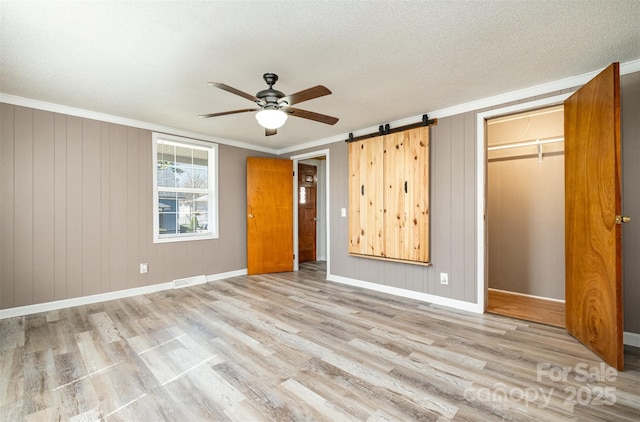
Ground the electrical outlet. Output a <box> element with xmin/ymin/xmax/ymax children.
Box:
<box><xmin>440</xmin><ymin>272</ymin><xmax>448</xmax><ymax>285</ymax></box>
<box><xmin>140</xmin><ymin>263</ymin><xmax>148</xmax><ymax>274</ymax></box>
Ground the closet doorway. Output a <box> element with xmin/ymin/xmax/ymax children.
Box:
<box><xmin>486</xmin><ymin>106</ymin><xmax>566</xmax><ymax>327</ymax></box>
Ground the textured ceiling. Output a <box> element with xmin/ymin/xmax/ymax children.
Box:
<box><xmin>2</xmin><ymin>1</ymin><xmax>639</xmax><ymax>151</ymax></box>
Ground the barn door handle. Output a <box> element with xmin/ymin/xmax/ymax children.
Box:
<box><xmin>361</xmin><ymin>185</ymin><xmax>364</xmax><ymax>196</ymax></box>
<box><xmin>404</xmin><ymin>181</ymin><xmax>408</xmax><ymax>193</ymax></box>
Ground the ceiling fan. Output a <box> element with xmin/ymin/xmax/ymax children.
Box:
<box><xmin>198</xmin><ymin>73</ymin><xmax>339</xmax><ymax>136</ymax></box>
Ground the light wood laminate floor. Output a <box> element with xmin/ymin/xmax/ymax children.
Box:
<box><xmin>2</xmin><ymin>261</ymin><xmax>639</xmax><ymax>421</ymax></box>
<box><xmin>487</xmin><ymin>289</ymin><xmax>565</xmax><ymax>328</ymax></box>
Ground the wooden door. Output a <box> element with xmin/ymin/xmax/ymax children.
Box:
<box><xmin>298</xmin><ymin>163</ymin><xmax>317</xmax><ymax>263</ymax></box>
<box><xmin>246</xmin><ymin>157</ymin><xmax>293</xmax><ymax>275</ymax></box>
<box><xmin>348</xmin><ymin>138</ymin><xmax>384</xmax><ymax>256</ymax></box>
<box><xmin>564</xmin><ymin>63</ymin><xmax>623</xmax><ymax>370</ymax></box>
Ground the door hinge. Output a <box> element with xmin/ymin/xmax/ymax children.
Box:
<box><xmin>293</xmin><ymin>254</ymin><xmax>296</xmax><ymax>260</ymax></box>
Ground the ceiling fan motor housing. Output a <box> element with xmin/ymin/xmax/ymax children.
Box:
<box><xmin>257</xmin><ymin>73</ymin><xmax>285</xmax><ymax>106</ymax></box>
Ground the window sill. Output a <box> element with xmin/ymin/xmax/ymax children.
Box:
<box><xmin>153</xmin><ymin>233</ymin><xmax>218</xmax><ymax>244</ymax></box>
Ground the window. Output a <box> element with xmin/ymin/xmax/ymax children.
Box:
<box><xmin>153</xmin><ymin>133</ymin><xmax>218</xmax><ymax>243</ymax></box>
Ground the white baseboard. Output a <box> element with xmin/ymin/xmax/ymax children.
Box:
<box><xmin>326</xmin><ymin>273</ymin><xmax>484</xmax><ymax>314</ymax></box>
<box><xmin>0</xmin><ymin>268</ymin><xmax>249</xmax><ymax>320</ymax></box>
<box><xmin>207</xmin><ymin>269</ymin><xmax>247</xmax><ymax>282</ymax></box>
<box><xmin>326</xmin><ymin>274</ymin><xmax>640</xmax><ymax>347</ymax></box>
<box><xmin>624</xmin><ymin>331</ymin><xmax>640</xmax><ymax>348</ymax></box>
<box><xmin>488</xmin><ymin>288</ymin><xmax>565</xmax><ymax>303</ymax></box>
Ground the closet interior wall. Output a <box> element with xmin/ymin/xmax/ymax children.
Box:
<box><xmin>487</xmin><ymin>106</ymin><xmax>565</xmax><ymax>300</ymax></box>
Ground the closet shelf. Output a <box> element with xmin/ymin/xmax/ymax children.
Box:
<box><xmin>487</xmin><ymin>137</ymin><xmax>564</xmax><ymax>151</ymax></box>
<box><xmin>488</xmin><ymin>137</ymin><xmax>564</xmax><ymax>163</ymax></box>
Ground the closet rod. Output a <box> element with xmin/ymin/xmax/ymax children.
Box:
<box><xmin>487</xmin><ymin>136</ymin><xmax>564</xmax><ymax>151</ymax></box>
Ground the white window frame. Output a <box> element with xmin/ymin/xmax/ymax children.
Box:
<box><xmin>152</xmin><ymin>132</ymin><xmax>219</xmax><ymax>243</ymax></box>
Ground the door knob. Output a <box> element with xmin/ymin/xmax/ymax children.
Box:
<box><xmin>615</xmin><ymin>215</ymin><xmax>631</xmax><ymax>224</ymax></box>
<box><xmin>313</xmin><ymin>218</ymin><xmax>318</xmax><ymax>221</ymax></box>
<box><xmin>248</xmin><ymin>214</ymin><xmax>254</xmax><ymax>219</ymax></box>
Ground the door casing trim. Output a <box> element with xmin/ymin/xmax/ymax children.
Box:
<box><xmin>476</xmin><ymin>93</ymin><xmax>571</xmax><ymax>312</ymax></box>
<box><xmin>290</xmin><ymin>149</ymin><xmax>330</xmax><ymax>274</ymax></box>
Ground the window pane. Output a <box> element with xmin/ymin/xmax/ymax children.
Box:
<box><xmin>175</xmin><ymin>162</ymin><xmax>194</xmax><ymax>188</ymax></box>
<box><xmin>193</xmin><ymin>148</ymin><xmax>208</xmax><ymax>167</ymax></box>
<box><xmin>177</xmin><ymin>192</ymin><xmax>197</xmax><ymax>233</ymax></box>
<box><xmin>194</xmin><ymin>194</ymin><xmax>208</xmax><ymax>213</ymax></box>
<box><xmin>195</xmin><ymin>213</ymin><xmax>208</xmax><ymax>232</ymax></box>
<box><xmin>157</xmin><ymin>143</ymin><xmax>177</xmax><ymax>188</ymax></box>
<box><xmin>157</xmin><ymin>165</ymin><xmax>177</xmax><ymax>188</ymax></box>
<box><xmin>175</xmin><ymin>146</ymin><xmax>192</xmax><ymax>188</ymax></box>
<box><xmin>158</xmin><ymin>192</ymin><xmax>178</xmax><ymax>235</ymax></box>
<box><xmin>157</xmin><ymin>142</ymin><xmax>175</xmax><ymax>163</ymax></box>
<box><xmin>175</xmin><ymin>146</ymin><xmax>192</xmax><ymax>165</ymax></box>
<box><xmin>300</xmin><ymin>186</ymin><xmax>306</xmax><ymax>204</ymax></box>
<box><xmin>193</xmin><ymin>168</ymin><xmax>208</xmax><ymax>189</ymax></box>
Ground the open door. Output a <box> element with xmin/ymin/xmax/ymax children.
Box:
<box><xmin>246</xmin><ymin>157</ymin><xmax>293</xmax><ymax>275</ymax></box>
<box><xmin>298</xmin><ymin>163</ymin><xmax>317</xmax><ymax>263</ymax></box>
<box><xmin>565</xmin><ymin>63</ymin><xmax>624</xmax><ymax>370</ymax></box>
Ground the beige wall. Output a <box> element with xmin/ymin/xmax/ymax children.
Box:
<box><xmin>0</xmin><ymin>104</ymin><xmax>272</xmax><ymax>309</ymax></box>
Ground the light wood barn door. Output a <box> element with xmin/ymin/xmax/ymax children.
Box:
<box><xmin>404</xmin><ymin>127</ymin><xmax>430</xmax><ymax>262</ymax></box>
<box><xmin>246</xmin><ymin>157</ymin><xmax>293</xmax><ymax>275</ymax></box>
<box><xmin>564</xmin><ymin>63</ymin><xmax>624</xmax><ymax>370</ymax></box>
<box><xmin>383</xmin><ymin>131</ymin><xmax>406</xmax><ymax>260</ymax></box>
<box><xmin>383</xmin><ymin>127</ymin><xmax>430</xmax><ymax>262</ymax></box>
<box><xmin>348</xmin><ymin>139</ymin><xmax>384</xmax><ymax>256</ymax></box>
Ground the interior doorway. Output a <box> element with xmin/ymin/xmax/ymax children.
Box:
<box><xmin>298</xmin><ymin>162</ymin><xmax>318</xmax><ymax>263</ymax></box>
<box><xmin>485</xmin><ymin>105</ymin><xmax>566</xmax><ymax>327</ymax></box>
<box><xmin>291</xmin><ymin>150</ymin><xmax>329</xmax><ymax>273</ymax></box>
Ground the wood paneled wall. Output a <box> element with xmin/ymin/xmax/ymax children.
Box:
<box><xmin>0</xmin><ymin>104</ymin><xmax>270</xmax><ymax>309</ymax></box>
<box><xmin>295</xmin><ymin>111</ymin><xmax>478</xmax><ymax>304</ymax></box>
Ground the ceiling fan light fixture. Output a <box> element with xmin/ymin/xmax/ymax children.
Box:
<box><xmin>255</xmin><ymin>109</ymin><xmax>288</xmax><ymax>129</ymax></box>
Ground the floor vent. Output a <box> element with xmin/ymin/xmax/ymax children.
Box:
<box><xmin>173</xmin><ymin>275</ymin><xmax>207</xmax><ymax>289</ymax></box>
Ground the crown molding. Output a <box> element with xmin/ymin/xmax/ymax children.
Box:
<box><xmin>0</xmin><ymin>93</ymin><xmax>278</xmax><ymax>154</ymax></box>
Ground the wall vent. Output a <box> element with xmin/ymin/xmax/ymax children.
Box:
<box><xmin>173</xmin><ymin>275</ymin><xmax>207</xmax><ymax>289</ymax></box>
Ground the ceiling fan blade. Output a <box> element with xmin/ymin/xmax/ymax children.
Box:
<box><xmin>198</xmin><ymin>108</ymin><xmax>258</xmax><ymax>118</ymax></box>
<box><xmin>207</xmin><ymin>82</ymin><xmax>260</xmax><ymax>103</ymax></box>
<box><xmin>265</xmin><ymin>128</ymin><xmax>277</xmax><ymax>136</ymax></box>
<box><xmin>283</xmin><ymin>107</ymin><xmax>339</xmax><ymax>125</ymax></box>
<box><xmin>281</xmin><ymin>85</ymin><xmax>331</xmax><ymax>106</ymax></box>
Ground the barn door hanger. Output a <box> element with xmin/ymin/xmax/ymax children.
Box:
<box><xmin>345</xmin><ymin>114</ymin><xmax>437</xmax><ymax>143</ymax></box>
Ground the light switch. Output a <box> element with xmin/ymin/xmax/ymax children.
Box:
<box><xmin>341</xmin><ymin>208</ymin><xmax>346</xmax><ymax>217</ymax></box>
